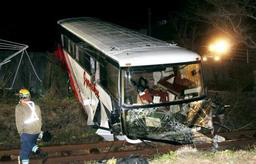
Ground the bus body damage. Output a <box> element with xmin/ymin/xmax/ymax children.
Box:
<box><xmin>57</xmin><ymin>17</ymin><xmax>214</xmax><ymax>144</ymax></box>
<box><xmin>119</xmin><ymin>62</ymin><xmax>213</xmax><ymax>144</ymax></box>
<box><xmin>123</xmin><ymin>99</ymin><xmax>213</xmax><ymax>144</ymax></box>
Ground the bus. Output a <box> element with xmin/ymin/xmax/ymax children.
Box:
<box><xmin>56</xmin><ymin>17</ymin><xmax>213</xmax><ymax>144</ymax></box>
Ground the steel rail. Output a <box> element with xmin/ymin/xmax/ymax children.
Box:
<box><xmin>1</xmin><ymin>130</ymin><xmax>256</xmax><ymax>164</ymax></box>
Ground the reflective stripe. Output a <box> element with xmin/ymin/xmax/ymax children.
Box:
<box><xmin>37</xmin><ymin>131</ymin><xmax>43</xmax><ymax>141</ymax></box>
<box><xmin>32</xmin><ymin>145</ymin><xmax>39</xmax><ymax>153</ymax></box>
<box><xmin>18</xmin><ymin>155</ymin><xmax>20</xmax><ymax>164</ymax></box>
<box><xmin>24</xmin><ymin>101</ymin><xmax>39</xmax><ymax>124</ymax></box>
<box><xmin>22</xmin><ymin>159</ymin><xmax>29</xmax><ymax>164</ymax></box>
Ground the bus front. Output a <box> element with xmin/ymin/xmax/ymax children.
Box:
<box><xmin>120</xmin><ymin>50</ymin><xmax>213</xmax><ymax>144</ymax></box>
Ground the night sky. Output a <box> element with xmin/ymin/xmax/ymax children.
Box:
<box><xmin>0</xmin><ymin>4</ymin><xmax>187</xmax><ymax>51</ymax></box>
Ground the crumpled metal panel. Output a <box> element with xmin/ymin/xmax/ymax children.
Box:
<box><xmin>123</xmin><ymin>99</ymin><xmax>213</xmax><ymax>144</ymax></box>
<box><xmin>187</xmin><ymin>99</ymin><xmax>213</xmax><ymax>129</ymax></box>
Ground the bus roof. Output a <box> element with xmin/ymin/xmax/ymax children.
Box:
<box><xmin>58</xmin><ymin>17</ymin><xmax>201</xmax><ymax>67</ymax></box>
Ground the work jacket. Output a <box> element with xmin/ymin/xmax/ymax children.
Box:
<box><xmin>15</xmin><ymin>101</ymin><xmax>42</xmax><ymax>135</ymax></box>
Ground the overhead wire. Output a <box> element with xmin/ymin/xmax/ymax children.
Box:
<box><xmin>25</xmin><ymin>50</ymin><xmax>42</xmax><ymax>82</ymax></box>
<box><xmin>8</xmin><ymin>51</ymin><xmax>24</xmax><ymax>89</ymax></box>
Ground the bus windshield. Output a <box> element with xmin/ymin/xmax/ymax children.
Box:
<box><xmin>122</xmin><ymin>62</ymin><xmax>205</xmax><ymax>105</ymax></box>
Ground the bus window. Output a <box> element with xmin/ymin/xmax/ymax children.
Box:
<box><xmin>122</xmin><ymin>63</ymin><xmax>204</xmax><ymax>105</ymax></box>
<box><xmin>100</xmin><ymin>62</ymin><xmax>119</xmax><ymax>98</ymax></box>
<box><xmin>75</xmin><ymin>45</ymin><xmax>79</xmax><ymax>60</ymax></box>
<box><xmin>69</xmin><ymin>40</ymin><xmax>76</xmax><ymax>58</ymax></box>
<box><xmin>95</xmin><ymin>61</ymin><xmax>100</xmax><ymax>83</ymax></box>
<box><xmin>78</xmin><ymin>48</ymin><xmax>92</xmax><ymax>74</ymax></box>
<box><xmin>62</xmin><ymin>35</ymin><xmax>76</xmax><ymax>59</ymax></box>
<box><xmin>90</xmin><ymin>57</ymin><xmax>96</xmax><ymax>74</ymax></box>
<box><xmin>61</xmin><ymin>34</ymin><xmax>64</xmax><ymax>48</ymax></box>
<box><xmin>62</xmin><ymin>35</ymin><xmax>69</xmax><ymax>52</ymax></box>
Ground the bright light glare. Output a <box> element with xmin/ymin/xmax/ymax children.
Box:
<box><xmin>214</xmin><ymin>56</ymin><xmax>220</xmax><ymax>61</ymax></box>
<box><xmin>208</xmin><ymin>39</ymin><xmax>230</xmax><ymax>54</ymax></box>
<box><xmin>208</xmin><ymin>44</ymin><xmax>215</xmax><ymax>52</ymax></box>
<box><xmin>202</xmin><ymin>56</ymin><xmax>208</xmax><ymax>61</ymax></box>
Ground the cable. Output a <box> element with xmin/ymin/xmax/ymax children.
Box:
<box><xmin>0</xmin><ymin>45</ymin><xmax>28</xmax><ymax>66</ymax></box>
<box><xmin>8</xmin><ymin>51</ymin><xmax>24</xmax><ymax>89</ymax></box>
<box><xmin>25</xmin><ymin>50</ymin><xmax>42</xmax><ymax>82</ymax></box>
<box><xmin>0</xmin><ymin>38</ymin><xmax>27</xmax><ymax>46</ymax></box>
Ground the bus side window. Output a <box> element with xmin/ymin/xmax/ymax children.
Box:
<box><xmin>100</xmin><ymin>62</ymin><xmax>119</xmax><ymax>98</ymax></box>
<box><xmin>61</xmin><ymin>34</ymin><xmax>64</xmax><ymax>48</ymax></box>
<box><xmin>94</xmin><ymin>61</ymin><xmax>100</xmax><ymax>83</ymax></box>
<box><xmin>78</xmin><ymin>48</ymin><xmax>92</xmax><ymax>75</ymax></box>
<box><xmin>63</xmin><ymin>35</ymin><xmax>69</xmax><ymax>52</ymax></box>
<box><xmin>62</xmin><ymin>35</ymin><xmax>77</xmax><ymax>59</ymax></box>
<box><xmin>75</xmin><ymin>45</ymin><xmax>79</xmax><ymax>60</ymax></box>
<box><xmin>69</xmin><ymin>40</ymin><xmax>76</xmax><ymax>58</ymax></box>
<box><xmin>99</xmin><ymin>61</ymin><xmax>107</xmax><ymax>87</ymax></box>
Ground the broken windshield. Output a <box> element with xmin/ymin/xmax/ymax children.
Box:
<box><xmin>122</xmin><ymin>62</ymin><xmax>204</xmax><ymax>105</ymax></box>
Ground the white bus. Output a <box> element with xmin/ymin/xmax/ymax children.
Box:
<box><xmin>56</xmin><ymin>17</ymin><xmax>213</xmax><ymax>144</ymax></box>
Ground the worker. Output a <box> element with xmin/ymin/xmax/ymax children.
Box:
<box><xmin>15</xmin><ymin>88</ymin><xmax>47</xmax><ymax>164</ymax></box>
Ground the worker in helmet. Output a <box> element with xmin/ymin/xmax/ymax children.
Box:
<box><xmin>15</xmin><ymin>88</ymin><xmax>47</xmax><ymax>164</ymax></box>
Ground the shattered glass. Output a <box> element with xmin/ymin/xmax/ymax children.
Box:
<box><xmin>121</xmin><ymin>62</ymin><xmax>213</xmax><ymax>144</ymax></box>
<box><xmin>123</xmin><ymin>99</ymin><xmax>213</xmax><ymax>144</ymax></box>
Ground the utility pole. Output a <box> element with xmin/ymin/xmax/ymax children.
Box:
<box><xmin>147</xmin><ymin>8</ymin><xmax>152</xmax><ymax>36</ymax></box>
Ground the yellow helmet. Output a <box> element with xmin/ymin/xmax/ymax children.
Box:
<box><xmin>19</xmin><ymin>88</ymin><xmax>31</xmax><ymax>99</ymax></box>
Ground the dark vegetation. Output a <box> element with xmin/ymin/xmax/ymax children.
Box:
<box><xmin>0</xmin><ymin>54</ymin><xmax>103</xmax><ymax>149</ymax></box>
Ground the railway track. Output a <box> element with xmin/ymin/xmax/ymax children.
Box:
<box><xmin>1</xmin><ymin>130</ymin><xmax>256</xmax><ymax>164</ymax></box>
